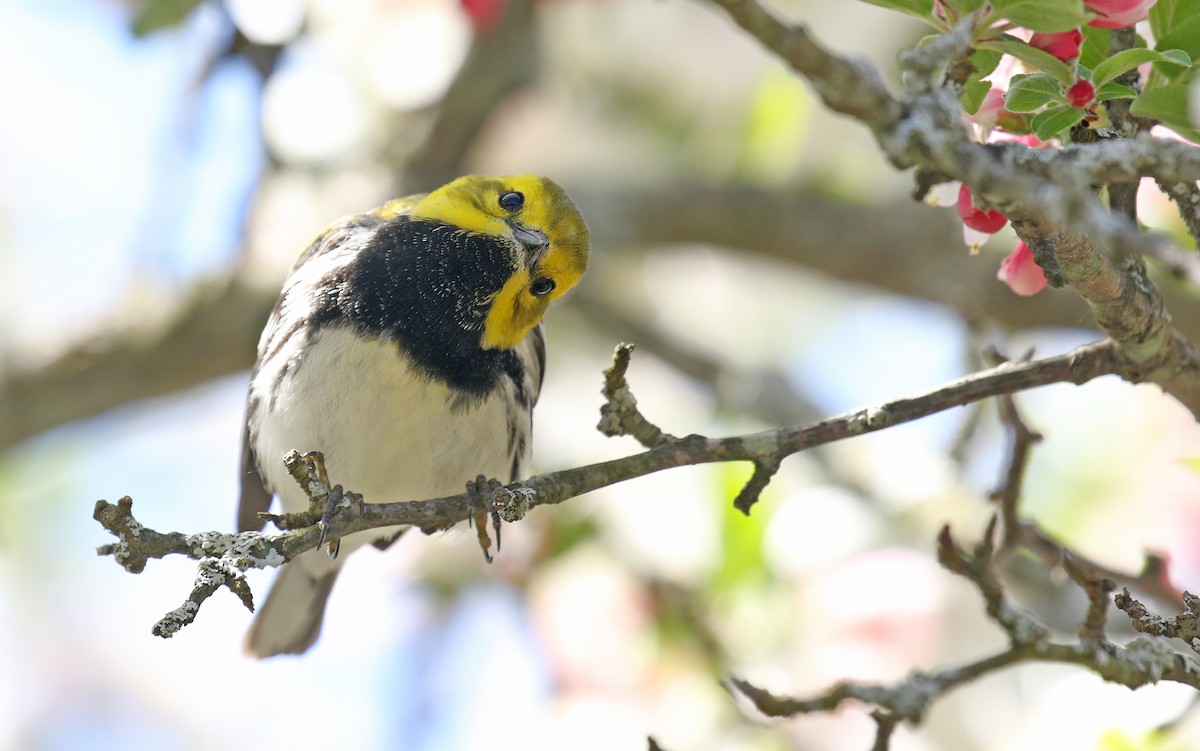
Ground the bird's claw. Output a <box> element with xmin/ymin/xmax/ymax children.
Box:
<box><xmin>466</xmin><ymin>475</ymin><xmax>504</xmax><ymax>563</ymax></box>
<box><xmin>317</xmin><ymin>484</ymin><xmax>364</xmax><ymax>560</ymax></box>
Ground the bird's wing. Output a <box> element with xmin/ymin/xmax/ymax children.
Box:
<box><xmin>528</xmin><ymin>323</ymin><xmax>546</xmax><ymax>406</ymax></box>
<box><xmin>237</xmin><ymin>419</ymin><xmax>273</xmax><ymax>532</ymax></box>
<box><xmin>236</xmin><ymin>210</ymin><xmax>394</xmax><ymax>532</ymax></box>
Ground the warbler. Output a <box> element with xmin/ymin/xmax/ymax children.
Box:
<box><xmin>237</xmin><ymin>175</ymin><xmax>589</xmax><ymax>657</ymax></box>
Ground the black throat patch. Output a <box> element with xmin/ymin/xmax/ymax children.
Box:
<box><xmin>311</xmin><ymin>218</ymin><xmax>524</xmax><ymax>398</ymax></box>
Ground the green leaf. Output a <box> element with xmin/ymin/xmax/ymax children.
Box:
<box><xmin>856</xmin><ymin>0</ymin><xmax>940</xmax><ymax>25</ymax></box>
<box><xmin>1005</xmin><ymin>73</ymin><xmax>1065</xmax><ymax>111</ymax></box>
<box><xmin>1130</xmin><ymin>84</ymin><xmax>1200</xmax><ymax>141</ymax></box>
<box><xmin>979</xmin><ymin>35</ymin><xmax>1075</xmax><ymax>84</ymax></box>
<box><xmin>961</xmin><ymin>47</ymin><xmax>1004</xmax><ymax>115</ymax></box>
<box><xmin>1031</xmin><ymin>105</ymin><xmax>1086</xmax><ymax>139</ymax></box>
<box><xmin>1162</xmin><ymin>49</ymin><xmax>1193</xmax><ymax>67</ymax></box>
<box><xmin>945</xmin><ymin>0</ymin><xmax>988</xmax><ymax>13</ymax></box>
<box><xmin>971</xmin><ymin>46</ymin><xmax>1005</xmax><ymax>80</ymax></box>
<box><xmin>989</xmin><ymin>0</ymin><xmax>1086</xmax><ymax>33</ymax></box>
<box><xmin>1080</xmin><ymin>26</ymin><xmax>1111</xmax><ymax>70</ymax></box>
<box><xmin>131</xmin><ymin>0</ymin><xmax>206</xmax><ymax>37</ymax></box>
<box><xmin>1156</xmin><ymin>16</ymin><xmax>1200</xmax><ymax>82</ymax></box>
<box><xmin>1095</xmin><ymin>81</ymin><xmax>1139</xmax><ymax>100</ymax></box>
<box><xmin>1150</xmin><ymin>0</ymin><xmax>1200</xmax><ymax>40</ymax></box>
<box><xmin>962</xmin><ymin>80</ymin><xmax>993</xmax><ymax>114</ymax></box>
<box><xmin>1093</xmin><ymin>48</ymin><xmax>1192</xmax><ymax>86</ymax></box>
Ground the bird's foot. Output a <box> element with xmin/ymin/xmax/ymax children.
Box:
<box><xmin>298</xmin><ymin>451</ymin><xmax>331</xmax><ymax>487</ymax></box>
<box><xmin>317</xmin><ymin>484</ymin><xmax>365</xmax><ymax>560</ymax></box>
<box><xmin>466</xmin><ymin>475</ymin><xmax>504</xmax><ymax>563</ymax></box>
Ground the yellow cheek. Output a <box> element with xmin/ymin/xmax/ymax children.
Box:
<box><xmin>481</xmin><ymin>270</ymin><xmax>550</xmax><ymax>349</ymax></box>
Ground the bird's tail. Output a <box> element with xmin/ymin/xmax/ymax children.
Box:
<box><xmin>243</xmin><ymin>551</ymin><xmax>340</xmax><ymax>658</ymax></box>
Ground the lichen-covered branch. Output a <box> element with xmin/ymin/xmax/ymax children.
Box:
<box><xmin>597</xmin><ymin>343</ymin><xmax>675</xmax><ymax>448</ymax></box>
<box><xmin>1157</xmin><ymin>179</ymin><xmax>1200</xmax><ymax>248</ymax></box>
<box><xmin>95</xmin><ymin>340</ymin><xmax>1127</xmax><ymax>635</ymax></box>
<box><xmin>702</xmin><ymin>0</ymin><xmax>1200</xmax><ymax>420</ymax></box>
<box><xmin>1116</xmin><ymin>588</ymin><xmax>1200</xmax><ymax>655</ymax></box>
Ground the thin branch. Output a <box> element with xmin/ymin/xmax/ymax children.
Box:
<box><xmin>1062</xmin><ymin>554</ymin><xmax>1117</xmax><ymax>647</ymax></box>
<box><xmin>976</xmin><ymin>346</ymin><xmax>1179</xmax><ymax>620</ymax></box>
<box><xmin>1157</xmin><ymin>179</ymin><xmax>1200</xmax><ymax>249</ymax></box>
<box><xmin>984</xmin><ymin>347</ymin><xmax>1043</xmax><ymax>550</ymax></box>
<box><xmin>732</xmin><ymin>455</ymin><xmax>781</xmax><ymax>515</ymax></box>
<box><xmin>597</xmin><ymin>343</ymin><xmax>675</xmax><ymax>448</ymax></box>
<box><xmin>95</xmin><ymin>340</ymin><xmax>1127</xmax><ymax>633</ymax></box>
<box><xmin>1007</xmin><ymin>520</ymin><xmax>1183</xmax><ymax>608</ymax></box>
<box><xmin>870</xmin><ymin>711</ymin><xmax>898</xmax><ymax>751</ymax></box>
<box><xmin>729</xmin><ymin>521</ymin><xmax>1200</xmax><ymax>728</ymax></box>
<box><xmin>1116</xmin><ymin>589</ymin><xmax>1200</xmax><ymax>655</ymax></box>
<box><xmin>938</xmin><ymin>517</ymin><xmax>1049</xmax><ymax>644</ymax></box>
<box><xmin>730</xmin><ymin>648</ymin><xmax>1021</xmax><ymax>723</ymax></box>
<box><xmin>700</xmin><ymin>0</ymin><xmax>903</xmax><ymax>131</ymax></box>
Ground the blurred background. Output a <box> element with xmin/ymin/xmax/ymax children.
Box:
<box><xmin>3</xmin><ymin>0</ymin><xmax>1200</xmax><ymax>749</ymax></box>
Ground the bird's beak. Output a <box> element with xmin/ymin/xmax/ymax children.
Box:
<box><xmin>511</xmin><ymin>224</ymin><xmax>549</xmax><ymax>267</ymax></box>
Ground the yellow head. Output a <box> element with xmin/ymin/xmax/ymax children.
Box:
<box><xmin>410</xmin><ymin>175</ymin><xmax>590</xmax><ymax>349</ymax></box>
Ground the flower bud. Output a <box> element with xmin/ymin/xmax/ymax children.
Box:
<box><xmin>1029</xmin><ymin>29</ymin><xmax>1083</xmax><ymax>62</ymax></box>
<box><xmin>957</xmin><ymin>185</ymin><xmax>1008</xmax><ymax>234</ymax></box>
<box><xmin>998</xmin><ymin>242</ymin><xmax>1048</xmax><ymax>296</ymax></box>
<box><xmin>1084</xmin><ymin>0</ymin><xmax>1157</xmax><ymax>29</ymax></box>
<box><xmin>1067</xmin><ymin>79</ymin><xmax>1096</xmax><ymax>108</ymax></box>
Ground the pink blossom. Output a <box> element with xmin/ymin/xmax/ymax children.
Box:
<box><xmin>971</xmin><ymin>88</ymin><xmax>1028</xmax><ymax>134</ymax></box>
<box><xmin>957</xmin><ymin>185</ymin><xmax>1008</xmax><ymax>234</ymax></box>
<box><xmin>998</xmin><ymin>242</ymin><xmax>1048</xmax><ymax>296</ymax></box>
<box><xmin>963</xmin><ymin>224</ymin><xmax>992</xmax><ymax>255</ymax></box>
<box><xmin>1029</xmin><ymin>29</ymin><xmax>1083</xmax><ymax>61</ymax></box>
<box><xmin>972</xmin><ymin>89</ymin><xmax>1007</xmax><ymax>131</ymax></box>
<box><xmin>1084</xmin><ymin>0</ymin><xmax>1157</xmax><ymax>28</ymax></box>
<box><xmin>1067</xmin><ymin>79</ymin><xmax>1096</xmax><ymax>108</ymax></box>
<box><xmin>460</xmin><ymin>0</ymin><xmax>505</xmax><ymax>33</ymax></box>
<box><xmin>990</xmin><ymin>131</ymin><xmax>1047</xmax><ymax>148</ymax></box>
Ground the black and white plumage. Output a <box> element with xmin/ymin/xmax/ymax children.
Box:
<box><xmin>238</xmin><ymin>175</ymin><xmax>588</xmax><ymax>657</ymax></box>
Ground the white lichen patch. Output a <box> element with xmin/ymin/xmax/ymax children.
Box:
<box><xmin>1123</xmin><ymin>636</ymin><xmax>1185</xmax><ymax>683</ymax></box>
<box><xmin>846</xmin><ymin>409</ymin><xmax>872</xmax><ymax>434</ymax></box>
<box><xmin>154</xmin><ymin>601</ymin><xmax>199</xmax><ymax>638</ymax></box>
<box><xmin>494</xmin><ymin>486</ymin><xmax>536</xmax><ymax>523</ymax></box>
<box><xmin>185</xmin><ymin>531</ymin><xmax>286</xmax><ymax>569</ymax></box>
<box><xmin>110</xmin><ymin>540</ymin><xmax>132</xmax><ymax>566</ymax></box>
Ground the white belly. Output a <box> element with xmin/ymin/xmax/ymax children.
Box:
<box><xmin>251</xmin><ymin>327</ymin><xmax>524</xmax><ymax>553</ymax></box>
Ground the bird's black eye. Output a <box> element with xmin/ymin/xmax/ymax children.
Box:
<box><xmin>499</xmin><ymin>191</ymin><xmax>524</xmax><ymax>210</ymax></box>
<box><xmin>530</xmin><ymin>277</ymin><xmax>556</xmax><ymax>296</ymax></box>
